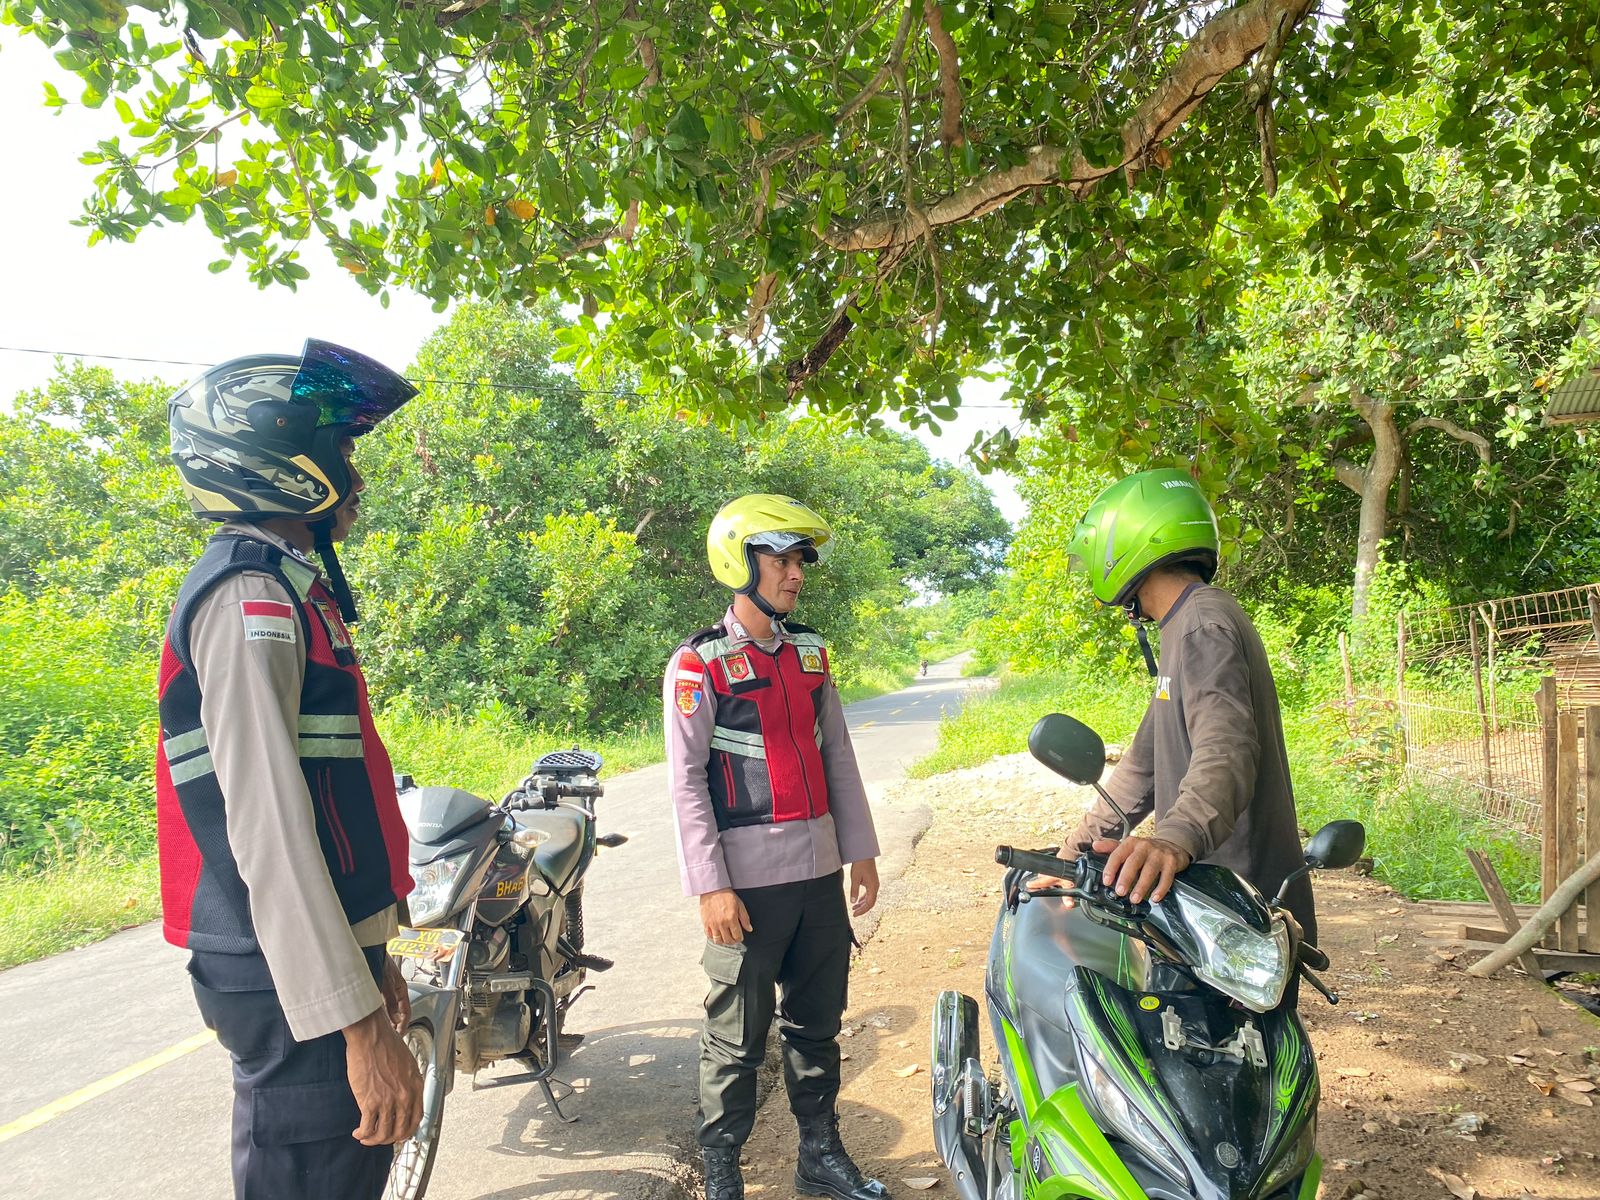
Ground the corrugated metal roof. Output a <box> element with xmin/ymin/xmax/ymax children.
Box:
<box><xmin>1543</xmin><ymin>298</ymin><xmax>1600</xmax><ymax>425</ymax></box>
<box><xmin>1546</xmin><ymin>365</ymin><xmax>1600</xmax><ymax>425</ymax></box>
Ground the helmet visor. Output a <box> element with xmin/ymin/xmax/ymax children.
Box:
<box><xmin>292</xmin><ymin>339</ymin><xmax>419</xmax><ymax>433</ymax></box>
<box><xmin>747</xmin><ymin>530</ymin><xmax>826</xmax><ymax>563</ymax></box>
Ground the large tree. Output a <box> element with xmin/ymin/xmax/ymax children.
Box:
<box><xmin>8</xmin><ymin>0</ymin><xmax>1597</xmax><ymax>428</ymax></box>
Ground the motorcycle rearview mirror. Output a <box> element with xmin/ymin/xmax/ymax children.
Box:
<box><xmin>1028</xmin><ymin>713</ymin><xmax>1132</xmax><ymax>840</ymax></box>
<box><xmin>1273</xmin><ymin>819</ymin><xmax>1368</xmax><ymax>905</ymax></box>
<box><xmin>1303</xmin><ymin>819</ymin><xmax>1366</xmax><ymax>871</ymax></box>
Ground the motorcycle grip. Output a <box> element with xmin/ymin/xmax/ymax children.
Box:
<box><xmin>994</xmin><ymin>846</ymin><xmax>1071</xmax><ymax>877</ymax></box>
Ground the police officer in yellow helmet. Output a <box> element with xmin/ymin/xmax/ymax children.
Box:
<box><xmin>663</xmin><ymin>494</ymin><xmax>889</xmax><ymax>1200</ymax></box>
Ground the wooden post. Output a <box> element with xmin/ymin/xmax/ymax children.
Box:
<box><xmin>1339</xmin><ymin>631</ymin><xmax>1355</xmax><ymax>709</ymax></box>
<box><xmin>1539</xmin><ymin>676</ymin><xmax>1559</xmax><ymax>913</ymax></box>
<box><xmin>1481</xmin><ymin>604</ymin><xmax>1499</xmax><ymax>735</ymax></box>
<box><xmin>1556</xmin><ymin>710</ymin><xmax>1580</xmax><ymax>951</ymax></box>
<box><xmin>1588</xmin><ymin>589</ymin><xmax>1600</xmax><ymax>666</ymax></box>
<box><xmin>1465</xmin><ymin>849</ymin><xmax>1547</xmax><ymax>978</ymax></box>
<box><xmin>1396</xmin><ymin>613</ymin><xmax>1408</xmax><ymax>770</ymax></box>
<box><xmin>1585</xmin><ymin>707</ymin><xmax>1600</xmax><ymax>953</ymax></box>
<box><xmin>1469</xmin><ymin>617</ymin><xmax>1493</xmax><ymax>793</ymax></box>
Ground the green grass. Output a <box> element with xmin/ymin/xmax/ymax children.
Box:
<box><xmin>0</xmin><ymin>850</ymin><xmax>161</xmax><ymax>970</ymax></box>
<box><xmin>376</xmin><ymin>706</ymin><xmax>665</xmax><ymax>799</ymax></box>
<box><xmin>910</xmin><ymin>665</ymin><xmax>1542</xmax><ymax>905</ymax></box>
<box><xmin>908</xmin><ymin>667</ymin><xmax>1149</xmax><ymax>778</ymax></box>
<box><xmin>838</xmin><ymin>662</ymin><xmax>918</xmax><ymax>706</ymax></box>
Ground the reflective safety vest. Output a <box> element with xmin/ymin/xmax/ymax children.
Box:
<box><xmin>155</xmin><ymin>533</ymin><xmax>411</xmax><ymax>955</ymax></box>
<box><xmin>681</xmin><ymin>622</ymin><xmax>833</xmax><ymax>830</ymax></box>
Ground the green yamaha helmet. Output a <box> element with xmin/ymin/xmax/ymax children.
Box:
<box><xmin>1068</xmin><ymin>469</ymin><xmax>1219</xmax><ymax>607</ymax></box>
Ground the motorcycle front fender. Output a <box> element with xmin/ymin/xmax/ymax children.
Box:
<box><xmin>407</xmin><ymin>980</ymin><xmax>462</xmax><ymax>1095</ymax></box>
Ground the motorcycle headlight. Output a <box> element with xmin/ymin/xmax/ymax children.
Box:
<box><xmin>1076</xmin><ymin>1042</ymin><xmax>1189</xmax><ymax>1188</ymax></box>
<box><xmin>409</xmin><ymin>851</ymin><xmax>472</xmax><ymax>926</ymax></box>
<box><xmin>1260</xmin><ymin>1119</ymin><xmax>1316</xmax><ymax>1194</ymax></box>
<box><xmin>1173</xmin><ymin>887</ymin><xmax>1291</xmax><ymax>1012</ymax></box>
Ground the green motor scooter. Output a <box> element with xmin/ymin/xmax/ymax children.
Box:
<box><xmin>930</xmin><ymin>713</ymin><xmax>1364</xmax><ymax>1200</ymax></box>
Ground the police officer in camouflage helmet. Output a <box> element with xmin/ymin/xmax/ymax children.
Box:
<box><xmin>159</xmin><ymin>340</ymin><xmax>422</xmax><ymax>1199</ymax></box>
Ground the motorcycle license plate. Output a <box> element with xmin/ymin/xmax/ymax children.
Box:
<box><xmin>387</xmin><ymin>926</ymin><xmax>465</xmax><ymax>962</ymax></box>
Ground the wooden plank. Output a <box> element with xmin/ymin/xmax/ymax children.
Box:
<box><xmin>1483</xmin><ymin>603</ymin><xmax>1499</xmax><ymax>735</ymax></box>
<box><xmin>1557</xmin><ymin>710</ymin><xmax>1580</xmax><ymax>950</ymax></box>
<box><xmin>1539</xmin><ymin>676</ymin><xmax>1559</xmax><ymax>908</ymax></box>
<box><xmin>1530</xmin><ymin>949</ymin><xmax>1600</xmax><ymax>973</ymax></box>
<box><xmin>1588</xmin><ymin>706</ymin><xmax>1600</xmax><ymax>954</ymax></box>
<box><xmin>1421</xmin><ymin>899</ymin><xmax>1589</xmax><ymax>920</ymax></box>
<box><xmin>1464</xmin><ymin>849</ymin><xmax>1546</xmax><ymax>977</ymax></box>
<box><xmin>1456</xmin><ymin>923</ymin><xmax>1590</xmax><ymax>945</ymax></box>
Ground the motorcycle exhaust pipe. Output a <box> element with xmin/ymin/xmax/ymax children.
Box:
<box><xmin>931</xmin><ymin>991</ymin><xmax>988</xmax><ymax>1200</ymax></box>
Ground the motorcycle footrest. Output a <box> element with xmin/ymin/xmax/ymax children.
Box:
<box><xmin>570</xmin><ymin>952</ymin><xmax>613</xmax><ymax>972</ymax></box>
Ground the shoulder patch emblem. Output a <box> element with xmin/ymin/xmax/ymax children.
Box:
<box><xmin>724</xmin><ymin>650</ymin><xmax>754</xmax><ymax>682</ymax></box>
<box><xmin>240</xmin><ymin>599</ymin><xmax>296</xmax><ymax>644</ymax></box>
<box><xmin>675</xmin><ymin>677</ymin><xmax>704</xmax><ymax>716</ymax></box>
<box><xmin>798</xmin><ymin>647</ymin><xmax>825</xmax><ymax>674</ymax></box>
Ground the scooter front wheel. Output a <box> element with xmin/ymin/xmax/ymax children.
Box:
<box><xmin>385</xmin><ymin>1021</ymin><xmax>449</xmax><ymax>1200</ymax></box>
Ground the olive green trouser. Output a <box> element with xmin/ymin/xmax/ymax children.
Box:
<box><xmin>697</xmin><ymin>870</ymin><xmax>851</xmax><ymax>1148</ymax></box>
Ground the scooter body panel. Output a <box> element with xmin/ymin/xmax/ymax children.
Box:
<box><xmin>938</xmin><ymin>889</ymin><xmax>1321</xmax><ymax>1200</ymax></box>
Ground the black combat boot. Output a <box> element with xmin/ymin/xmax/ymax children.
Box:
<box><xmin>794</xmin><ymin>1114</ymin><xmax>890</xmax><ymax>1200</ymax></box>
<box><xmin>702</xmin><ymin>1146</ymin><xmax>745</xmax><ymax>1200</ymax></box>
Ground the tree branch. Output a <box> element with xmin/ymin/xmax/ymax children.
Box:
<box><xmin>1333</xmin><ymin>458</ymin><xmax>1366</xmax><ymax>494</ymax></box>
<box><xmin>923</xmin><ymin>0</ymin><xmax>965</xmax><ymax>148</ymax></box>
<box><xmin>785</xmin><ymin>295</ymin><xmax>858</xmax><ymax>397</ymax></box>
<box><xmin>822</xmin><ymin>0</ymin><xmax>1313</xmax><ymax>252</ymax></box>
<box><xmin>758</xmin><ymin>0</ymin><xmax>920</xmax><ymax>172</ymax></box>
<box><xmin>1405</xmin><ymin>415</ymin><xmax>1492</xmax><ymax>465</ymax></box>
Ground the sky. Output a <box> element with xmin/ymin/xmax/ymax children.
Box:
<box><xmin>0</xmin><ymin>30</ymin><xmax>1025</xmax><ymax>524</ymax></box>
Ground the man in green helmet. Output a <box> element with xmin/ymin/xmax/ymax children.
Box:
<box><xmin>1048</xmin><ymin>468</ymin><xmax>1316</xmax><ymax>945</ymax></box>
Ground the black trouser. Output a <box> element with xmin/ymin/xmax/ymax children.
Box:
<box><xmin>697</xmin><ymin>871</ymin><xmax>852</xmax><ymax>1148</ymax></box>
<box><xmin>190</xmin><ymin>945</ymin><xmax>393</xmax><ymax>1200</ymax></box>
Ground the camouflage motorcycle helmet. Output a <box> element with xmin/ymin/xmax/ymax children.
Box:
<box><xmin>1068</xmin><ymin>469</ymin><xmax>1219</xmax><ymax>607</ymax></box>
<box><xmin>168</xmin><ymin>339</ymin><xmax>417</xmax><ymax>521</ymax></box>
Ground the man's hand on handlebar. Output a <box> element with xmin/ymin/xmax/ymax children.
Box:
<box><xmin>1099</xmin><ymin>836</ymin><xmax>1191</xmax><ymax>905</ymax></box>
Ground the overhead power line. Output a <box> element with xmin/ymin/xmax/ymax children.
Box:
<box><xmin>0</xmin><ymin>342</ymin><xmax>1025</xmax><ymax>409</ymax></box>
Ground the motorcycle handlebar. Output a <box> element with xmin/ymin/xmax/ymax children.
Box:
<box><xmin>994</xmin><ymin>846</ymin><xmax>1071</xmax><ymax>877</ymax></box>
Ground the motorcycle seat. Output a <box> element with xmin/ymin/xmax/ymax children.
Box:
<box><xmin>514</xmin><ymin>808</ymin><xmax>588</xmax><ymax>884</ymax></box>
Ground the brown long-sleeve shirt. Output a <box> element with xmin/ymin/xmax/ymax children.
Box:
<box><xmin>1066</xmin><ymin>585</ymin><xmax>1312</xmax><ymax>929</ymax></box>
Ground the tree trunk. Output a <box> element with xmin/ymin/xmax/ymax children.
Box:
<box><xmin>1333</xmin><ymin>392</ymin><xmax>1401</xmax><ymax>626</ymax></box>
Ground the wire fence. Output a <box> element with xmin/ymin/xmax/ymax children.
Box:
<box><xmin>1354</xmin><ymin>584</ymin><xmax>1600</xmax><ymax>838</ymax></box>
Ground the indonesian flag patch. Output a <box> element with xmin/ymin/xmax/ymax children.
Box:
<box><xmin>675</xmin><ymin>650</ymin><xmax>706</xmax><ymax>717</ymax></box>
<box><xmin>240</xmin><ymin>599</ymin><xmax>296</xmax><ymax>645</ymax></box>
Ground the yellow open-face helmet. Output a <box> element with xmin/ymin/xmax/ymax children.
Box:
<box><xmin>706</xmin><ymin>494</ymin><xmax>834</xmax><ymax>592</ymax></box>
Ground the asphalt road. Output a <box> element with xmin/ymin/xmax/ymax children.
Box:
<box><xmin>0</xmin><ymin>656</ymin><xmax>985</xmax><ymax>1200</ymax></box>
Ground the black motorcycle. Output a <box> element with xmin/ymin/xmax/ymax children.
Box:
<box><xmin>384</xmin><ymin>749</ymin><xmax>627</xmax><ymax>1200</ymax></box>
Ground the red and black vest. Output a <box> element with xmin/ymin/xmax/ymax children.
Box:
<box><xmin>156</xmin><ymin>533</ymin><xmax>412</xmax><ymax>955</ymax></box>
<box><xmin>682</xmin><ymin>622</ymin><xmax>833</xmax><ymax>831</ymax></box>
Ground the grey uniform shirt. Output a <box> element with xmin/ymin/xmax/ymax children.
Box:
<box><xmin>1067</xmin><ymin>585</ymin><xmax>1308</xmax><ymax>916</ymax></box>
<box><xmin>663</xmin><ymin>609</ymin><xmax>880</xmax><ymax>896</ymax></box>
<box><xmin>189</xmin><ymin>524</ymin><xmax>395</xmax><ymax>1041</ymax></box>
